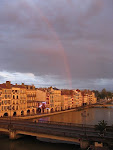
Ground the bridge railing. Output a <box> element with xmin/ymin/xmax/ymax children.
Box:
<box><xmin>38</xmin><ymin>120</ymin><xmax>94</xmax><ymax>128</ymax></box>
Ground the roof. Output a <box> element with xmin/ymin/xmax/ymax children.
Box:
<box><xmin>0</xmin><ymin>84</ymin><xmax>11</xmax><ymax>89</ymax></box>
<box><xmin>53</xmin><ymin>87</ymin><xmax>60</xmax><ymax>90</ymax></box>
<box><xmin>0</xmin><ymin>83</ymin><xmax>25</xmax><ymax>89</ymax></box>
<box><xmin>76</xmin><ymin>89</ymin><xmax>81</xmax><ymax>92</ymax></box>
<box><xmin>12</xmin><ymin>85</ymin><xmax>26</xmax><ymax>89</ymax></box>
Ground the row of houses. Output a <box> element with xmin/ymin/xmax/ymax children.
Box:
<box><xmin>0</xmin><ymin>81</ymin><xmax>97</xmax><ymax>117</ymax></box>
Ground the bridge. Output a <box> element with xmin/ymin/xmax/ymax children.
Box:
<box><xmin>92</xmin><ymin>104</ymin><xmax>113</xmax><ymax>108</ymax></box>
<box><xmin>0</xmin><ymin>120</ymin><xmax>113</xmax><ymax>149</ymax></box>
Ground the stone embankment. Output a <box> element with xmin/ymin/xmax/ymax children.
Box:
<box><xmin>0</xmin><ymin>106</ymin><xmax>90</xmax><ymax>120</ymax></box>
<box><xmin>15</xmin><ymin>105</ymin><xmax>90</xmax><ymax>120</ymax></box>
<box><xmin>15</xmin><ymin>108</ymin><xmax>77</xmax><ymax>120</ymax></box>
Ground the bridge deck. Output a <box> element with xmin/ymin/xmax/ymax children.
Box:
<box><xmin>0</xmin><ymin>120</ymin><xmax>113</xmax><ymax>144</ymax></box>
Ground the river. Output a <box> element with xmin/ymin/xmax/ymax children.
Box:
<box><xmin>0</xmin><ymin>136</ymin><xmax>80</xmax><ymax>150</ymax></box>
<box><xmin>0</xmin><ymin>108</ymin><xmax>113</xmax><ymax>150</ymax></box>
<box><xmin>36</xmin><ymin>108</ymin><xmax>113</xmax><ymax>125</ymax></box>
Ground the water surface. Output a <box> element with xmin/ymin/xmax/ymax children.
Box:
<box><xmin>0</xmin><ymin>136</ymin><xmax>80</xmax><ymax>150</ymax></box>
<box><xmin>35</xmin><ymin>108</ymin><xmax>113</xmax><ymax>125</ymax></box>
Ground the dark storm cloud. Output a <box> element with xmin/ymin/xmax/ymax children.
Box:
<box><xmin>0</xmin><ymin>0</ymin><xmax>113</xmax><ymax>90</ymax></box>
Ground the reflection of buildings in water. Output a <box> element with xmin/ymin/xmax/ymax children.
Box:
<box><xmin>33</xmin><ymin>108</ymin><xmax>113</xmax><ymax>125</ymax></box>
<box><xmin>85</xmin><ymin>109</ymin><xmax>94</xmax><ymax>125</ymax></box>
<box><xmin>108</xmin><ymin>111</ymin><xmax>111</xmax><ymax>122</ymax></box>
<box><xmin>10</xmin><ymin>141</ymin><xmax>15</xmax><ymax>150</ymax></box>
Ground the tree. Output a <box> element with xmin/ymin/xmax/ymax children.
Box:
<box><xmin>107</xmin><ymin>91</ymin><xmax>112</xmax><ymax>99</ymax></box>
<box><xmin>92</xmin><ymin>90</ymin><xmax>101</xmax><ymax>101</ymax></box>
<box><xmin>95</xmin><ymin>120</ymin><xmax>107</xmax><ymax>136</ymax></box>
<box><xmin>101</xmin><ymin>89</ymin><xmax>107</xmax><ymax>99</ymax></box>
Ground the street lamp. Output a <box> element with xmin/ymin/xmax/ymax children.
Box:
<box><xmin>9</xmin><ymin>104</ymin><xmax>11</xmax><ymax>125</ymax></box>
<box><xmin>81</xmin><ymin>110</ymin><xmax>89</xmax><ymax>136</ymax></box>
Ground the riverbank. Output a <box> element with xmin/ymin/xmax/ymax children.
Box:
<box><xmin>91</xmin><ymin>104</ymin><xmax>113</xmax><ymax>108</ymax></box>
<box><xmin>15</xmin><ymin>105</ymin><xmax>90</xmax><ymax>120</ymax></box>
<box><xmin>14</xmin><ymin>108</ymin><xmax>77</xmax><ymax>120</ymax></box>
<box><xmin>0</xmin><ymin>106</ymin><xmax>89</xmax><ymax>121</ymax></box>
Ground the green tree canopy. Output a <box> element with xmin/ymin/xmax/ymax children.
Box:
<box><xmin>95</xmin><ymin>120</ymin><xmax>107</xmax><ymax>134</ymax></box>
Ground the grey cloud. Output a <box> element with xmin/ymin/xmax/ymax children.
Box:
<box><xmin>0</xmin><ymin>0</ymin><xmax>113</xmax><ymax>90</ymax></box>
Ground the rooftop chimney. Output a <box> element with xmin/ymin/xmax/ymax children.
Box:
<box><xmin>6</xmin><ymin>81</ymin><xmax>11</xmax><ymax>88</ymax></box>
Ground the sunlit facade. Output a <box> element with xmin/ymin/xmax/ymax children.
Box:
<box><xmin>36</xmin><ymin>89</ymin><xmax>46</xmax><ymax>113</ymax></box>
<box><xmin>73</xmin><ymin>90</ymin><xmax>83</xmax><ymax>107</ymax></box>
<box><xmin>0</xmin><ymin>81</ymin><xmax>97</xmax><ymax>117</ymax></box>
<box><xmin>61</xmin><ymin>94</ymin><xmax>72</xmax><ymax>110</ymax></box>
<box><xmin>81</xmin><ymin>90</ymin><xmax>97</xmax><ymax>105</ymax></box>
<box><xmin>25</xmin><ymin>84</ymin><xmax>37</xmax><ymax>115</ymax></box>
<box><xmin>48</xmin><ymin>87</ymin><xmax>61</xmax><ymax>112</ymax></box>
<box><xmin>0</xmin><ymin>81</ymin><xmax>27</xmax><ymax>117</ymax></box>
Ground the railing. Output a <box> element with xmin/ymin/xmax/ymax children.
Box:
<box><xmin>38</xmin><ymin>120</ymin><xmax>94</xmax><ymax>128</ymax></box>
<box><xmin>0</xmin><ymin>120</ymin><xmax>113</xmax><ymax>141</ymax></box>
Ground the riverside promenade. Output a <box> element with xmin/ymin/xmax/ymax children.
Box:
<box><xmin>15</xmin><ymin>108</ymin><xmax>77</xmax><ymax>120</ymax></box>
<box><xmin>0</xmin><ymin>105</ymin><xmax>89</xmax><ymax>120</ymax></box>
<box><xmin>16</xmin><ymin>105</ymin><xmax>90</xmax><ymax>120</ymax></box>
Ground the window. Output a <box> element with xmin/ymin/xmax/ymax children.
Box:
<box><xmin>16</xmin><ymin>106</ymin><xmax>18</xmax><ymax>110</ymax></box>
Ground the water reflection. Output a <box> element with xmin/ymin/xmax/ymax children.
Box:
<box><xmin>0</xmin><ymin>136</ymin><xmax>79</xmax><ymax>150</ymax></box>
<box><xmin>34</xmin><ymin>108</ymin><xmax>113</xmax><ymax>125</ymax></box>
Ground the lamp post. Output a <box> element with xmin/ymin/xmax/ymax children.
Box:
<box><xmin>81</xmin><ymin>110</ymin><xmax>89</xmax><ymax>136</ymax></box>
<box><xmin>9</xmin><ymin>104</ymin><xmax>11</xmax><ymax>125</ymax></box>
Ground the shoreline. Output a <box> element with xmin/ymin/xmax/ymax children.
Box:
<box><xmin>15</xmin><ymin>106</ymin><xmax>89</xmax><ymax>120</ymax></box>
<box><xmin>15</xmin><ymin>108</ymin><xmax>77</xmax><ymax>120</ymax></box>
<box><xmin>0</xmin><ymin>106</ymin><xmax>89</xmax><ymax>120</ymax></box>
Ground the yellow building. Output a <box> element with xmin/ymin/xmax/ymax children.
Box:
<box><xmin>36</xmin><ymin>89</ymin><xmax>46</xmax><ymax>113</ymax></box>
<box><xmin>48</xmin><ymin>87</ymin><xmax>61</xmax><ymax>112</ymax></box>
<box><xmin>0</xmin><ymin>82</ymin><xmax>12</xmax><ymax>117</ymax></box>
<box><xmin>81</xmin><ymin>90</ymin><xmax>97</xmax><ymax>105</ymax></box>
<box><xmin>0</xmin><ymin>88</ymin><xmax>2</xmax><ymax>112</ymax></box>
<box><xmin>61</xmin><ymin>94</ymin><xmax>72</xmax><ymax>110</ymax></box>
<box><xmin>88</xmin><ymin>91</ymin><xmax>97</xmax><ymax>104</ymax></box>
<box><xmin>0</xmin><ymin>81</ymin><xmax>27</xmax><ymax>117</ymax></box>
<box><xmin>73</xmin><ymin>90</ymin><xmax>83</xmax><ymax>107</ymax></box>
<box><xmin>25</xmin><ymin>84</ymin><xmax>37</xmax><ymax>115</ymax></box>
<box><xmin>0</xmin><ymin>81</ymin><xmax>97</xmax><ymax>117</ymax></box>
<box><xmin>11</xmin><ymin>85</ymin><xmax>27</xmax><ymax>116</ymax></box>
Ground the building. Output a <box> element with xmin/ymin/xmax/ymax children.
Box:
<box><xmin>0</xmin><ymin>82</ymin><xmax>12</xmax><ymax>117</ymax></box>
<box><xmin>25</xmin><ymin>84</ymin><xmax>37</xmax><ymax>115</ymax></box>
<box><xmin>11</xmin><ymin>84</ymin><xmax>27</xmax><ymax>116</ymax></box>
<box><xmin>61</xmin><ymin>94</ymin><xmax>72</xmax><ymax>110</ymax></box>
<box><xmin>48</xmin><ymin>87</ymin><xmax>61</xmax><ymax>112</ymax></box>
<box><xmin>0</xmin><ymin>81</ymin><xmax>97</xmax><ymax>117</ymax></box>
<box><xmin>36</xmin><ymin>89</ymin><xmax>46</xmax><ymax>113</ymax></box>
<box><xmin>73</xmin><ymin>89</ymin><xmax>83</xmax><ymax>107</ymax></box>
<box><xmin>0</xmin><ymin>81</ymin><xmax>27</xmax><ymax>117</ymax></box>
<box><xmin>81</xmin><ymin>90</ymin><xmax>97</xmax><ymax>105</ymax></box>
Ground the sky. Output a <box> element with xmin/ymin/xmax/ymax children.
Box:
<box><xmin>0</xmin><ymin>0</ymin><xmax>113</xmax><ymax>90</ymax></box>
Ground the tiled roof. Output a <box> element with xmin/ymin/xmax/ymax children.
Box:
<box><xmin>12</xmin><ymin>85</ymin><xmax>25</xmax><ymax>89</ymax></box>
<box><xmin>0</xmin><ymin>84</ymin><xmax>11</xmax><ymax>89</ymax></box>
<box><xmin>76</xmin><ymin>89</ymin><xmax>81</xmax><ymax>92</ymax></box>
<box><xmin>0</xmin><ymin>84</ymin><xmax>25</xmax><ymax>89</ymax></box>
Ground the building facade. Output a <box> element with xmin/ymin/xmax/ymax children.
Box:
<box><xmin>0</xmin><ymin>81</ymin><xmax>27</xmax><ymax>117</ymax></box>
<box><xmin>0</xmin><ymin>81</ymin><xmax>97</xmax><ymax>117</ymax></box>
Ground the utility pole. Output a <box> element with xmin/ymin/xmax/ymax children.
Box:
<box><xmin>81</xmin><ymin>110</ymin><xmax>89</xmax><ymax>136</ymax></box>
<box><xmin>10</xmin><ymin>104</ymin><xmax>11</xmax><ymax>125</ymax></box>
